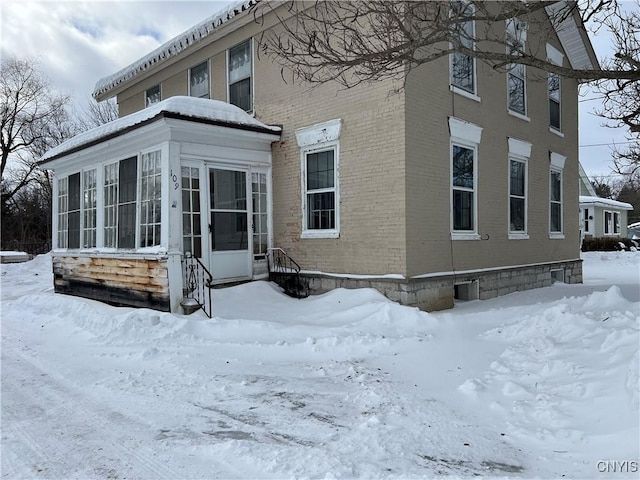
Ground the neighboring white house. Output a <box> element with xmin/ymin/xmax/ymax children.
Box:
<box><xmin>579</xmin><ymin>163</ymin><xmax>633</xmax><ymax>240</ymax></box>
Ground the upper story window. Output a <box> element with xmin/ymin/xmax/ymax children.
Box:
<box><xmin>189</xmin><ymin>61</ymin><xmax>210</xmax><ymax>99</ymax></box>
<box><xmin>228</xmin><ymin>40</ymin><xmax>252</xmax><ymax>112</ymax></box>
<box><xmin>546</xmin><ymin>44</ymin><xmax>564</xmax><ymax>132</ymax></box>
<box><xmin>450</xmin><ymin>1</ymin><xmax>476</xmax><ymax>96</ymax></box>
<box><xmin>506</xmin><ymin>19</ymin><xmax>527</xmax><ymax>117</ymax></box>
<box><xmin>145</xmin><ymin>84</ymin><xmax>161</xmax><ymax>107</ymax></box>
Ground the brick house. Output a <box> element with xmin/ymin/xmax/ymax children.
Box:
<box><xmin>41</xmin><ymin>1</ymin><xmax>599</xmax><ymax>314</ymax></box>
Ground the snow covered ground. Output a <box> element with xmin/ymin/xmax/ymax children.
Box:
<box><xmin>1</xmin><ymin>252</ymin><xmax>638</xmax><ymax>479</ymax></box>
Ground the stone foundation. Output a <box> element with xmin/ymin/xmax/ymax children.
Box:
<box><xmin>303</xmin><ymin>259</ymin><xmax>583</xmax><ymax>311</ymax></box>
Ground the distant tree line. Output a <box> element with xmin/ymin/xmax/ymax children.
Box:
<box><xmin>591</xmin><ymin>175</ymin><xmax>640</xmax><ymax>225</ymax></box>
<box><xmin>1</xmin><ymin>57</ymin><xmax>117</xmax><ymax>254</ymax></box>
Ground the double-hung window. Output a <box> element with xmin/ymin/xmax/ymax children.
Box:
<box><xmin>57</xmin><ymin>177</ymin><xmax>69</xmax><ymax>248</ymax></box>
<box><xmin>146</xmin><ymin>84</ymin><xmax>161</xmax><ymax>107</ymax></box>
<box><xmin>450</xmin><ymin>1</ymin><xmax>476</xmax><ymax>96</ymax></box>
<box><xmin>189</xmin><ymin>61</ymin><xmax>210</xmax><ymax>99</ymax></box>
<box><xmin>550</xmin><ymin>170</ymin><xmax>562</xmax><ymax>234</ymax></box>
<box><xmin>506</xmin><ymin>18</ymin><xmax>527</xmax><ymax>116</ymax></box>
<box><xmin>549</xmin><ymin>152</ymin><xmax>565</xmax><ymax>237</ymax></box>
<box><xmin>452</xmin><ymin>145</ymin><xmax>475</xmax><ymax>232</ymax></box>
<box><xmin>296</xmin><ymin>119</ymin><xmax>342</xmax><ymax>239</ymax></box>
<box><xmin>507</xmin><ymin>138</ymin><xmax>531</xmax><ymax>238</ymax></box>
<box><xmin>509</xmin><ymin>159</ymin><xmax>526</xmax><ymax>233</ymax></box>
<box><xmin>228</xmin><ymin>40</ymin><xmax>252</xmax><ymax>112</ymax></box>
<box><xmin>449</xmin><ymin>117</ymin><xmax>482</xmax><ymax>239</ymax></box>
<box><xmin>546</xmin><ymin>44</ymin><xmax>564</xmax><ymax>132</ymax></box>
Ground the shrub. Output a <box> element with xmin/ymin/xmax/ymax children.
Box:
<box><xmin>582</xmin><ymin>237</ymin><xmax>636</xmax><ymax>251</ymax></box>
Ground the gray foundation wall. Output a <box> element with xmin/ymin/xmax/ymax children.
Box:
<box><xmin>303</xmin><ymin>259</ymin><xmax>583</xmax><ymax>311</ymax></box>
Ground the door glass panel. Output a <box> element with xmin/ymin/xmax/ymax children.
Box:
<box><xmin>210</xmin><ymin>168</ymin><xmax>247</xmax><ymax>252</ymax></box>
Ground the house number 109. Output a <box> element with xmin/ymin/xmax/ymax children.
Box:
<box><xmin>171</xmin><ymin>169</ymin><xmax>179</xmax><ymax>190</ymax></box>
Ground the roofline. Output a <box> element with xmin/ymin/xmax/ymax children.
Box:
<box><xmin>93</xmin><ymin>0</ymin><xmax>262</xmax><ymax>101</ymax></box>
<box><xmin>40</xmin><ymin>111</ymin><xmax>281</xmax><ymax>165</ymax></box>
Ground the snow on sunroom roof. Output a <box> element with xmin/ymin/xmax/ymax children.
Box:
<box><xmin>93</xmin><ymin>0</ymin><xmax>259</xmax><ymax>98</ymax></box>
<box><xmin>40</xmin><ymin>96</ymin><xmax>281</xmax><ymax>163</ymax></box>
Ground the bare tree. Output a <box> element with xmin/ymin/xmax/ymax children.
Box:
<box><xmin>77</xmin><ymin>97</ymin><xmax>119</xmax><ymax>130</ymax></box>
<box><xmin>257</xmin><ymin>1</ymin><xmax>639</xmax><ymax>170</ymax></box>
<box><xmin>1</xmin><ymin>57</ymin><xmax>70</xmax><ymax>180</ymax></box>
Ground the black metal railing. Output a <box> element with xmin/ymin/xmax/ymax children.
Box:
<box><xmin>182</xmin><ymin>253</ymin><xmax>213</xmax><ymax>318</ymax></box>
<box><xmin>266</xmin><ymin>248</ymin><xmax>308</xmax><ymax>298</ymax></box>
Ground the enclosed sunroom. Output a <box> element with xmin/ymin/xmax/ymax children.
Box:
<box><xmin>41</xmin><ymin>97</ymin><xmax>281</xmax><ymax>314</ymax></box>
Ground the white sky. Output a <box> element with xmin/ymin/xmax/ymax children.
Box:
<box><xmin>0</xmin><ymin>0</ymin><xmax>631</xmax><ymax>178</ymax></box>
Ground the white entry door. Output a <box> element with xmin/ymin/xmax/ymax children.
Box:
<box><xmin>208</xmin><ymin>167</ymin><xmax>251</xmax><ymax>282</ymax></box>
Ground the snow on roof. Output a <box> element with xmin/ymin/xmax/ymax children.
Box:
<box><xmin>93</xmin><ymin>0</ymin><xmax>259</xmax><ymax>98</ymax></box>
<box><xmin>41</xmin><ymin>96</ymin><xmax>281</xmax><ymax>163</ymax></box>
<box><xmin>579</xmin><ymin>195</ymin><xmax>633</xmax><ymax>210</ymax></box>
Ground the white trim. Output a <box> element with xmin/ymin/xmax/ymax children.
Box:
<box><xmin>410</xmin><ymin>258</ymin><xmax>581</xmax><ymax>279</ymax></box>
<box><xmin>508</xmin><ymin>233</ymin><xmax>529</xmax><ymax>240</ymax></box>
<box><xmin>448</xmin><ymin>117</ymin><xmax>483</xmax><ymax>144</ymax></box>
<box><xmin>550</xmin><ymin>152</ymin><xmax>566</xmax><ymax>169</ymax></box>
<box><xmin>295</xmin><ymin>118</ymin><xmax>342</xmax><ymax>148</ymax></box>
<box><xmin>300</xmin><ymin>141</ymin><xmax>340</xmax><ymax>239</ymax></box>
<box><xmin>549</xmin><ymin>127</ymin><xmax>564</xmax><ymax>137</ymax></box>
<box><xmin>508</xmin><ymin>156</ymin><xmax>528</xmax><ymax>236</ymax></box>
<box><xmin>450</xmin><ymin>85</ymin><xmax>481</xmax><ymax>102</ymax></box>
<box><xmin>508</xmin><ymin>137</ymin><xmax>532</xmax><ymax>159</ymax></box>
<box><xmin>451</xmin><ymin>233</ymin><xmax>481</xmax><ymax>241</ymax></box>
<box><xmin>508</xmin><ymin>110</ymin><xmax>530</xmax><ymax>122</ymax></box>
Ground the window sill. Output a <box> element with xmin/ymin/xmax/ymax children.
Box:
<box><xmin>549</xmin><ymin>127</ymin><xmax>564</xmax><ymax>138</ymax></box>
<box><xmin>450</xmin><ymin>85</ymin><xmax>481</xmax><ymax>103</ymax></box>
<box><xmin>451</xmin><ymin>232</ymin><xmax>481</xmax><ymax>241</ymax></box>
<box><xmin>549</xmin><ymin>233</ymin><xmax>565</xmax><ymax>239</ymax></box>
<box><xmin>509</xmin><ymin>233</ymin><xmax>529</xmax><ymax>240</ymax></box>
<box><xmin>508</xmin><ymin>110</ymin><xmax>530</xmax><ymax>122</ymax></box>
<box><xmin>301</xmin><ymin>230</ymin><xmax>339</xmax><ymax>239</ymax></box>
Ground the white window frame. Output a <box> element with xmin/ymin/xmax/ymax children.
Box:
<box><xmin>82</xmin><ymin>168</ymin><xmax>97</xmax><ymax>248</ymax></box>
<box><xmin>296</xmin><ymin>119</ymin><xmax>342</xmax><ymax>239</ymax></box>
<box><xmin>506</xmin><ymin>18</ymin><xmax>528</xmax><ymax>119</ymax></box>
<box><xmin>549</xmin><ymin>152</ymin><xmax>565</xmax><ymax>239</ymax></box>
<box><xmin>301</xmin><ymin>142</ymin><xmax>340</xmax><ymax>239</ymax></box>
<box><xmin>227</xmin><ymin>38</ymin><xmax>253</xmax><ymax>113</ymax></box>
<box><xmin>449</xmin><ymin>1</ymin><xmax>478</xmax><ymax>101</ymax></box>
<box><xmin>139</xmin><ymin>149</ymin><xmax>162</xmax><ymax>248</ymax></box>
<box><xmin>507</xmin><ymin>138</ymin><xmax>531</xmax><ymax>239</ymax></box>
<box><xmin>604</xmin><ymin>210</ymin><xmax>621</xmax><ymax>235</ymax></box>
<box><xmin>449</xmin><ymin>117</ymin><xmax>482</xmax><ymax>240</ymax></box>
<box><xmin>57</xmin><ymin>177</ymin><xmax>69</xmax><ymax>249</ymax></box>
<box><xmin>145</xmin><ymin>84</ymin><xmax>161</xmax><ymax>107</ymax></box>
<box><xmin>189</xmin><ymin>60</ymin><xmax>210</xmax><ymax>99</ymax></box>
<box><xmin>546</xmin><ymin>44</ymin><xmax>564</xmax><ymax>135</ymax></box>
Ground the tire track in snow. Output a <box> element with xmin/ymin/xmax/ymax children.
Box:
<box><xmin>1</xmin><ymin>347</ymin><xmax>200</xmax><ymax>479</ymax></box>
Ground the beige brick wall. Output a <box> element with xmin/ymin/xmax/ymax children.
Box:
<box><xmin>111</xmin><ymin>5</ymin><xmax>582</xmax><ymax>279</ymax></box>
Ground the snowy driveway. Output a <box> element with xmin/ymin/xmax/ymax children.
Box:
<box><xmin>1</xmin><ymin>252</ymin><xmax>638</xmax><ymax>478</ymax></box>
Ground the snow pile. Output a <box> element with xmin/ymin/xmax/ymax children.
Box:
<box><xmin>2</xmin><ymin>252</ymin><xmax>639</xmax><ymax>478</ymax></box>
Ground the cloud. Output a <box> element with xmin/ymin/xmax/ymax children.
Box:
<box><xmin>1</xmin><ymin>1</ymin><xmax>231</xmax><ymax>110</ymax></box>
